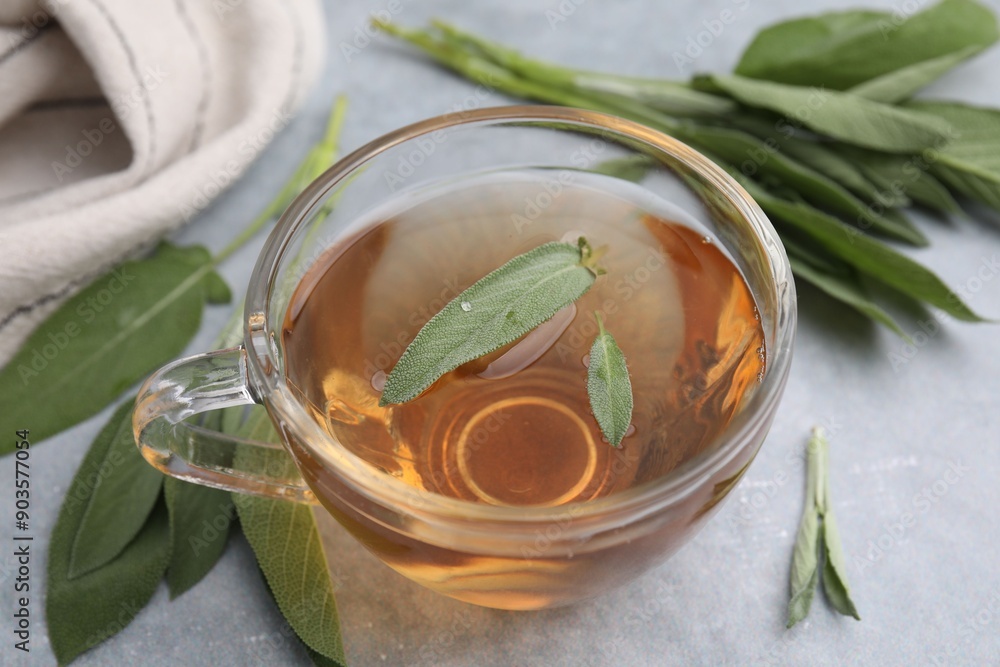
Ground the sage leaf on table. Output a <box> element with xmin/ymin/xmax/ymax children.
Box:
<box><xmin>377</xmin><ymin>9</ymin><xmax>996</xmax><ymax>336</ymax></box>
<box><xmin>694</xmin><ymin>74</ymin><xmax>956</xmax><ymax>154</ymax></box>
<box><xmin>906</xmin><ymin>100</ymin><xmax>1000</xmax><ymax>210</ymax></box>
<box><xmin>734</xmin><ymin>0</ymin><xmax>998</xmax><ymax>90</ymax></box>
<box><xmin>787</xmin><ymin>428</ymin><xmax>861</xmax><ymax>628</ymax></box>
<box><xmin>676</xmin><ymin>122</ymin><xmax>927</xmax><ymax>245</ymax></box>
<box><xmin>731</xmin><ymin>174</ymin><xmax>985</xmax><ymax>322</ymax></box>
<box><xmin>821</xmin><ymin>510</ymin><xmax>861</xmax><ymax>620</ymax></box>
<box><xmin>47</xmin><ymin>403</ymin><xmax>172</xmax><ymax>664</ymax></box>
<box><xmin>231</xmin><ymin>407</ymin><xmax>347</xmax><ymax>666</ymax></box>
<box><xmin>587</xmin><ymin>313</ymin><xmax>633</xmax><ymax>448</ymax></box>
<box><xmin>380</xmin><ymin>237</ymin><xmax>604</xmax><ymax>406</ymax></box>
<box><xmin>65</xmin><ymin>399</ymin><xmax>164</xmax><ymax>579</ymax></box>
<box><xmin>847</xmin><ymin>45</ymin><xmax>986</xmax><ymax>105</ymax></box>
<box><xmin>164</xmin><ymin>477</ymin><xmax>235</xmax><ymax>598</ymax></box>
<box><xmin>723</xmin><ymin>115</ymin><xmax>896</xmax><ymax>205</ymax></box>
<box><xmin>786</xmin><ymin>250</ymin><xmax>908</xmax><ymax>338</ymax></box>
<box><xmin>0</xmin><ymin>243</ymin><xmax>230</xmax><ymax>452</ymax></box>
<box><xmin>837</xmin><ymin>147</ymin><xmax>965</xmax><ymax>217</ymax></box>
<box><xmin>787</xmin><ymin>505</ymin><xmax>821</xmax><ymax>628</ymax></box>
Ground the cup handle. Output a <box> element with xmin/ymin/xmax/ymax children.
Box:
<box><xmin>133</xmin><ymin>346</ymin><xmax>316</xmax><ymax>503</ymax></box>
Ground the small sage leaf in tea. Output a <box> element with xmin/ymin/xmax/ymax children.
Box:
<box><xmin>587</xmin><ymin>313</ymin><xmax>634</xmax><ymax>448</ymax></box>
<box><xmin>380</xmin><ymin>237</ymin><xmax>604</xmax><ymax>406</ymax></box>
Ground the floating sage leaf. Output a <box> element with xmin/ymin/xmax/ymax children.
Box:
<box><xmin>66</xmin><ymin>399</ymin><xmax>164</xmax><ymax>579</ymax></box>
<box><xmin>587</xmin><ymin>313</ymin><xmax>634</xmax><ymax>447</ymax></box>
<box><xmin>694</xmin><ymin>74</ymin><xmax>956</xmax><ymax>154</ymax></box>
<box><xmin>164</xmin><ymin>477</ymin><xmax>234</xmax><ymax>599</ymax></box>
<box><xmin>734</xmin><ymin>0</ymin><xmax>999</xmax><ymax>90</ymax></box>
<box><xmin>47</xmin><ymin>405</ymin><xmax>171</xmax><ymax>663</ymax></box>
<box><xmin>380</xmin><ymin>238</ymin><xmax>603</xmax><ymax>405</ymax></box>
<box><xmin>0</xmin><ymin>243</ymin><xmax>230</xmax><ymax>452</ymax></box>
<box><xmin>231</xmin><ymin>407</ymin><xmax>347</xmax><ymax>665</ymax></box>
<box><xmin>848</xmin><ymin>46</ymin><xmax>986</xmax><ymax>104</ymax></box>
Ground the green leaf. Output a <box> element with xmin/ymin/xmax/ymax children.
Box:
<box><xmin>734</xmin><ymin>0</ymin><xmax>999</xmax><ymax>90</ymax></box>
<box><xmin>677</xmin><ymin>122</ymin><xmax>926</xmax><ymax>244</ymax></box>
<box><xmin>0</xmin><ymin>243</ymin><xmax>229</xmax><ymax>451</ymax></box>
<box><xmin>787</xmin><ymin>505</ymin><xmax>821</xmax><ymax>628</ymax></box>
<box><xmin>694</xmin><ymin>74</ymin><xmax>955</xmax><ymax>154</ymax></box>
<box><xmin>164</xmin><ymin>477</ymin><xmax>235</xmax><ymax>598</ymax></box>
<box><xmin>427</xmin><ymin>20</ymin><xmax>736</xmax><ymax>118</ymax></box>
<box><xmin>848</xmin><ymin>46</ymin><xmax>986</xmax><ymax>104</ymax></box>
<box><xmin>65</xmin><ymin>400</ymin><xmax>164</xmax><ymax>579</ymax></box>
<box><xmin>591</xmin><ymin>155</ymin><xmax>656</xmax><ymax>183</ymax></box>
<box><xmin>840</xmin><ymin>147</ymin><xmax>965</xmax><ymax>216</ymax></box>
<box><xmin>47</xmin><ymin>417</ymin><xmax>171</xmax><ymax>664</ymax></box>
<box><xmin>587</xmin><ymin>313</ymin><xmax>634</xmax><ymax>447</ymax></box>
<box><xmin>380</xmin><ymin>238</ymin><xmax>601</xmax><ymax>405</ymax></box>
<box><xmin>822</xmin><ymin>511</ymin><xmax>862</xmax><ymax>620</ymax></box>
<box><xmin>231</xmin><ymin>408</ymin><xmax>346</xmax><ymax>665</ymax></box>
<box><xmin>732</xmin><ymin>175</ymin><xmax>985</xmax><ymax>321</ymax></box>
<box><xmin>906</xmin><ymin>100</ymin><xmax>1000</xmax><ymax>211</ymax></box>
<box><xmin>787</xmin><ymin>252</ymin><xmax>908</xmax><ymax>338</ymax></box>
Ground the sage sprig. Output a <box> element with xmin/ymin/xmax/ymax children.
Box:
<box><xmin>380</xmin><ymin>237</ymin><xmax>603</xmax><ymax>405</ymax></box>
<box><xmin>787</xmin><ymin>428</ymin><xmax>860</xmax><ymax>628</ymax></box>
<box><xmin>380</xmin><ymin>238</ymin><xmax>637</xmax><ymax>447</ymax></box>
<box><xmin>375</xmin><ymin>0</ymin><xmax>999</xmax><ymax>335</ymax></box>
<box><xmin>587</xmin><ymin>313</ymin><xmax>634</xmax><ymax>448</ymax></box>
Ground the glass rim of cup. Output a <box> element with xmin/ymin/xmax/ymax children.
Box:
<box><xmin>245</xmin><ymin>105</ymin><xmax>796</xmax><ymax>526</ymax></box>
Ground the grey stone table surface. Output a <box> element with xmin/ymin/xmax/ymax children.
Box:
<box><xmin>4</xmin><ymin>0</ymin><xmax>1000</xmax><ymax>665</ymax></box>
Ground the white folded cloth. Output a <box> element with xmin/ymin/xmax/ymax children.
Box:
<box><xmin>0</xmin><ymin>0</ymin><xmax>325</xmax><ymax>363</ymax></box>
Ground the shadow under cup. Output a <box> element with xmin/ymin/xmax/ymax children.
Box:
<box><xmin>134</xmin><ymin>106</ymin><xmax>796</xmax><ymax>610</ymax></box>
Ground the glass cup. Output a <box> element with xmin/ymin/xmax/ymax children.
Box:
<box><xmin>134</xmin><ymin>106</ymin><xmax>796</xmax><ymax>610</ymax></box>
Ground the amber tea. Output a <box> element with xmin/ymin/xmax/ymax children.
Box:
<box><xmin>282</xmin><ymin>171</ymin><xmax>765</xmax><ymax>607</ymax></box>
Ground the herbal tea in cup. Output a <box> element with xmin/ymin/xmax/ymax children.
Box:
<box><xmin>135</xmin><ymin>107</ymin><xmax>795</xmax><ymax>610</ymax></box>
